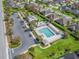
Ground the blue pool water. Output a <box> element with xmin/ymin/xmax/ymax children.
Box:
<box><xmin>39</xmin><ymin>28</ymin><xmax>55</xmax><ymax>38</ymax></box>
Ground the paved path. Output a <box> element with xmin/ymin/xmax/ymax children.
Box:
<box><xmin>11</xmin><ymin>13</ymin><xmax>35</xmax><ymax>57</ymax></box>
<box><xmin>0</xmin><ymin>0</ymin><xmax>9</xmax><ymax>59</ymax></box>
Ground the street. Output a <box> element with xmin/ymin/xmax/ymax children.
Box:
<box><xmin>0</xmin><ymin>0</ymin><xmax>9</xmax><ymax>59</ymax></box>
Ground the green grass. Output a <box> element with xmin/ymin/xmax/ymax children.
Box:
<box><xmin>35</xmin><ymin>14</ymin><xmax>45</xmax><ymax>21</ymax></box>
<box><xmin>29</xmin><ymin>35</ymin><xmax>79</xmax><ymax>59</ymax></box>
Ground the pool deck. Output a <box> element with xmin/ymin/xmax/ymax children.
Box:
<box><xmin>34</xmin><ymin>22</ymin><xmax>62</xmax><ymax>45</ymax></box>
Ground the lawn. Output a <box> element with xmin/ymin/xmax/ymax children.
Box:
<box><xmin>29</xmin><ymin>35</ymin><xmax>79</xmax><ymax>59</ymax></box>
<box><xmin>35</xmin><ymin>14</ymin><xmax>46</xmax><ymax>21</ymax></box>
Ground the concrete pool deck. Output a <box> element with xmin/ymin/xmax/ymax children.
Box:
<box><xmin>34</xmin><ymin>22</ymin><xmax>62</xmax><ymax>45</ymax></box>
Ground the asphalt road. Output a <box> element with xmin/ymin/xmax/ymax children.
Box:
<box><xmin>11</xmin><ymin>13</ymin><xmax>35</xmax><ymax>57</ymax></box>
<box><xmin>0</xmin><ymin>0</ymin><xmax>9</xmax><ymax>59</ymax></box>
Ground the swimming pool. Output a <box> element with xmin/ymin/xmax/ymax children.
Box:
<box><xmin>39</xmin><ymin>28</ymin><xmax>55</xmax><ymax>38</ymax></box>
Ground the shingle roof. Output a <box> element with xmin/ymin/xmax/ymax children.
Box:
<box><xmin>60</xmin><ymin>53</ymin><xmax>79</xmax><ymax>59</ymax></box>
<box><xmin>68</xmin><ymin>23</ymin><xmax>79</xmax><ymax>31</ymax></box>
<box><xmin>55</xmin><ymin>18</ymin><xmax>64</xmax><ymax>25</ymax></box>
<box><xmin>27</xmin><ymin>15</ymin><xmax>37</xmax><ymax>22</ymax></box>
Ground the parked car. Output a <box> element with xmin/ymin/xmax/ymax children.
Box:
<box><xmin>20</xmin><ymin>20</ymin><xmax>24</xmax><ymax>25</ymax></box>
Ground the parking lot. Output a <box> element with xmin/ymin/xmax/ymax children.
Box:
<box><xmin>11</xmin><ymin>13</ymin><xmax>35</xmax><ymax>56</ymax></box>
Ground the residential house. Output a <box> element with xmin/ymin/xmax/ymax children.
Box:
<box><xmin>6</xmin><ymin>0</ymin><xmax>16</xmax><ymax>7</ymax></box>
<box><xmin>40</xmin><ymin>8</ymin><xmax>54</xmax><ymax>17</ymax></box>
<box><xmin>60</xmin><ymin>6</ymin><xmax>71</xmax><ymax>11</ymax></box>
<box><xmin>49</xmin><ymin>0</ymin><xmax>66</xmax><ymax>6</ymax></box>
<box><xmin>71</xmin><ymin>2</ymin><xmax>79</xmax><ymax>9</ymax></box>
<box><xmin>26</xmin><ymin>2</ymin><xmax>43</xmax><ymax>12</ymax></box>
<box><xmin>47</xmin><ymin>13</ymin><xmax>60</xmax><ymax>20</ymax></box>
<box><xmin>52</xmin><ymin>0</ymin><xmax>71</xmax><ymax>4</ymax></box>
<box><xmin>60</xmin><ymin>52</ymin><xmax>79</xmax><ymax>59</ymax></box>
<box><xmin>42</xmin><ymin>0</ymin><xmax>53</xmax><ymax>3</ymax></box>
<box><xmin>61</xmin><ymin>6</ymin><xmax>79</xmax><ymax>15</ymax></box>
<box><xmin>55</xmin><ymin>17</ymin><xmax>71</xmax><ymax>26</ymax></box>
<box><xmin>6</xmin><ymin>0</ymin><xmax>25</xmax><ymax>8</ymax></box>
<box><xmin>72</xmin><ymin>9</ymin><xmax>79</xmax><ymax>15</ymax></box>
<box><xmin>27</xmin><ymin>15</ymin><xmax>37</xmax><ymax>22</ymax></box>
<box><xmin>68</xmin><ymin>23</ymin><xmax>79</xmax><ymax>32</ymax></box>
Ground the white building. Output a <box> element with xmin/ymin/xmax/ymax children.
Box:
<box><xmin>27</xmin><ymin>15</ymin><xmax>37</xmax><ymax>22</ymax></box>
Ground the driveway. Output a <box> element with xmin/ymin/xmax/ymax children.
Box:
<box><xmin>11</xmin><ymin>13</ymin><xmax>35</xmax><ymax>57</ymax></box>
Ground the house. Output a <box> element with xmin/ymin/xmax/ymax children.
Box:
<box><xmin>47</xmin><ymin>13</ymin><xmax>60</xmax><ymax>20</ymax></box>
<box><xmin>52</xmin><ymin>0</ymin><xmax>71</xmax><ymax>4</ymax></box>
<box><xmin>55</xmin><ymin>17</ymin><xmax>71</xmax><ymax>26</ymax></box>
<box><xmin>6</xmin><ymin>0</ymin><xmax>25</xmax><ymax>8</ymax></box>
<box><xmin>6</xmin><ymin>0</ymin><xmax>16</xmax><ymax>7</ymax></box>
<box><xmin>71</xmin><ymin>2</ymin><xmax>79</xmax><ymax>9</ymax></box>
<box><xmin>40</xmin><ymin>8</ymin><xmax>54</xmax><ymax>16</ymax></box>
<box><xmin>68</xmin><ymin>23</ymin><xmax>79</xmax><ymax>32</ymax></box>
<box><xmin>72</xmin><ymin>9</ymin><xmax>79</xmax><ymax>15</ymax></box>
<box><xmin>16</xmin><ymin>3</ymin><xmax>25</xmax><ymax>8</ymax></box>
<box><xmin>49</xmin><ymin>0</ymin><xmax>71</xmax><ymax>5</ymax></box>
<box><xmin>61</xmin><ymin>6</ymin><xmax>79</xmax><ymax>15</ymax></box>
<box><xmin>13</xmin><ymin>0</ymin><xmax>22</xmax><ymax>3</ymax></box>
<box><xmin>60</xmin><ymin>52</ymin><xmax>79</xmax><ymax>59</ymax></box>
<box><xmin>60</xmin><ymin>6</ymin><xmax>71</xmax><ymax>11</ymax></box>
<box><xmin>26</xmin><ymin>2</ymin><xmax>43</xmax><ymax>12</ymax></box>
<box><xmin>27</xmin><ymin>15</ymin><xmax>37</xmax><ymax>22</ymax></box>
<box><xmin>42</xmin><ymin>0</ymin><xmax>53</xmax><ymax>3</ymax></box>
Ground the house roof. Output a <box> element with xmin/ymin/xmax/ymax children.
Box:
<box><xmin>68</xmin><ymin>23</ymin><xmax>79</xmax><ymax>31</ymax></box>
<box><xmin>27</xmin><ymin>2</ymin><xmax>42</xmax><ymax>11</ymax></box>
<box><xmin>42</xmin><ymin>0</ymin><xmax>53</xmax><ymax>3</ymax></box>
<box><xmin>55</xmin><ymin>18</ymin><xmax>64</xmax><ymax>25</ymax></box>
<box><xmin>55</xmin><ymin>17</ymin><xmax>71</xmax><ymax>26</ymax></box>
<box><xmin>61</xmin><ymin>6</ymin><xmax>71</xmax><ymax>11</ymax></box>
<box><xmin>41</xmin><ymin>8</ymin><xmax>54</xmax><ymax>16</ymax></box>
<box><xmin>61</xmin><ymin>6</ymin><xmax>79</xmax><ymax>15</ymax></box>
<box><xmin>72</xmin><ymin>9</ymin><xmax>79</xmax><ymax>15</ymax></box>
<box><xmin>47</xmin><ymin>14</ymin><xmax>54</xmax><ymax>18</ymax></box>
<box><xmin>72</xmin><ymin>2</ymin><xmax>79</xmax><ymax>9</ymax></box>
<box><xmin>60</xmin><ymin>53</ymin><xmax>79</xmax><ymax>59</ymax></box>
<box><xmin>27</xmin><ymin>15</ymin><xmax>37</xmax><ymax>22</ymax></box>
<box><xmin>51</xmin><ymin>0</ymin><xmax>67</xmax><ymax>4</ymax></box>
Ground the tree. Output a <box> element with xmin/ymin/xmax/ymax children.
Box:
<box><xmin>29</xmin><ymin>47</ymin><xmax>34</xmax><ymax>52</ymax></box>
<box><xmin>10</xmin><ymin>36</ymin><xmax>21</xmax><ymax>48</ymax></box>
<box><xmin>4</xmin><ymin>15</ymin><xmax>10</xmax><ymax>22</ymax></box>
<box><xmin>6</xmin><ymin>29</ymin><xmax>13</xmax><ymax>36</ymax></box>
